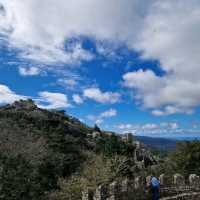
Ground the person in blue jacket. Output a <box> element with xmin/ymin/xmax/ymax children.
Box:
<box><xmin>150</xmin><ymin>175</ymin><xmax>160</xmax><ymax>200</ymax></box>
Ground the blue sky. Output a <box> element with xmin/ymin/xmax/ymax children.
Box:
<box><xmin>1</xmin><ymin>0</ymin><xmax>200</xmax><ymax>138</ymax></box>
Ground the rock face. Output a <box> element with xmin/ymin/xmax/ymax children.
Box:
<box><xmin>120</xmin><ymin>133</ymin><xmax>157</xmax><ymax>168</ymax></box>
<box><xmin>13</xmin><ymin>99</ymin><xmax>37</xmax><ymax>110</ymax></box>
<box><xmin>134</xmin><ymin>143</ymin><xmax>157</xmax><ymax>167</ymax></box>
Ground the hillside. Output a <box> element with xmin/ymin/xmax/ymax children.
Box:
<box><xmin>0</xmin><ymin>99</ymin><xmax>157</xmax><ymax>200</ymax></box>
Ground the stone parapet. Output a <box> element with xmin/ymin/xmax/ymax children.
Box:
<box><xmin>82</xmin><ymin>174</ymin><xmax>200</xmax><ymax>200</ymax></box>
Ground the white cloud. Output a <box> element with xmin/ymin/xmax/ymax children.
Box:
<box><xmin>126</xmin><ymin>0</ymin><xmax>200</xmax><ymax>115</ymax></box>
<box><xmin>118</xmin><ymin>124</ymin><xmax>133</xmax><ymax>130</ymax></box>
<box><xmin>116</xmin><ymin>121</ymin><xmax>180</xmax><ymax>135</ymax></box>
<box><xmin>100</xmin><ymin>108</ymin><xmax>117</xmax><ymax>118</ymax></box>
<box><xmin>123</xmin><ymin>69</ymin><xmax>200</xmax><ymax>115</ymax></box>
<box><xmin>0</xmin><ymin>84</ymin><xmax>25</xmax><ymax>104</ymax></box>
<box><xmin>0</xmin><ymin>0</ymin><xmax>145</xmax><ymax>65</ymax></box>
<box><xmin>95</xmin><ymin>119</ymin><xmax>104</xmax><ymax>125</ymax></box>
<box><xmin>160</xmin><ymin>122</ymin><xmax>179</xmax><ymax>130</ymax></box>
<box><xmin>72</xmin><ymin>94</ymin><xmax>83</xmax><ymax>104</ymax></box>
<box><xmin>18</xmin><ymin>66</ymin><xmax>40</xmax><ymax>76</ymax></box>
<box><xmin>87</xmin><ymin>108</ymin><xmax>117</xmax><ymax>124</ymax></box>
<box><xmin>0</xmin><ymin>0</ymin><xmax>95</xmax><ymax>65</ymax></box>
<box><xmin>37</xmin><ymin>91</ymin><xmax>71</xmax><ymax>109</ymax></box>
<box><xmin>142</xmin><ymin>123</ymin><xmax>159</xmax><ymax>130</ymax></box>
<box><xmin>58</xmin><ymin>78</ymin><xmax>79</xmax><ymax>90</ymax></box>
<box><xmin>0</xmin><ymin>84</ymin><xmax>71</xmax><ymax>110</ymax></box>
<box><xmin>83</xmin><ymin>88</ymin><xmax>120</xmax><ymax>104</ymax></box>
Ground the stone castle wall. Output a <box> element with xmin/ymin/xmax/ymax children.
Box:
<box><xmin>82</xmin><ymin>174</ymin><xmax>200</xmax><ymax>200</ymax></box>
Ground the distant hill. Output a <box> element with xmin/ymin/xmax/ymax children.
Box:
<box><xmin>135</xmin><ymin>136</ymin><xmax>177</xmax><ymax>151</ymax></box>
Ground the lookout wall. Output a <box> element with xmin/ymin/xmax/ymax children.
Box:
<box><xmin>82</xmin><ymin>174</ymin><xmax>200</xmax><ymax>200</ymax></box>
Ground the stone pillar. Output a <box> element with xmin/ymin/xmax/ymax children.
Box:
<box><xmin>173</xmin><ymin>174</ymin><xmax>185</xmax><ymax>186</ymax></box>
<box><xmin>108</xmin><ymin>181</ymin><xmax>121</xmax><ymax>200</ymax></box>
<box><xmin>134</xmin><ymin>176</ymin><xmax>144</xmax><ymax>190</ymax></box>
<box><xmin>189</xmin><ymin>174</ymin><xmax>200</xmax><ymax>188</ymax></box>
<box><xmin>158</xmin><ymin>174</ymin><xmax>172</xmax><ymax>186</ymax></box>
<box><xmin>121</xmin><ymin>178</ymin><xmax>131</xmax><ymax>193</ymax></box>
<box><xmin>94</xmin><ymin>185</ymin><xmax>108</xmax><ymax>200</ymax></box>
<box><xmin>146</xmin><ymin>175</ymin><xmax>152</xmax><ymax>187</ymax></box>
<box><xmin>82</xmin><ymin>188</ymin><xmax>94</xmax><ymax>200</ymax></box>
<box><xmin>121</xmin><ymin>178</ymin><xmax>134</xmax><ymax>200</ymax></box>
<box><xmin>159</xmin><ymin>174</ymin><xmax>165</xmax><ymax>186</ymax></box>
<box><xmin>159</xmin><ymin>174</ymin><xmax>173</xmax><ymax>187</ymax></box>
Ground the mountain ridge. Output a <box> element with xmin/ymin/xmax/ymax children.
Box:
<box><xmin>135</xmin><ymin>136</ymin><xmax>177</xmax><ymax>151</ymax></box>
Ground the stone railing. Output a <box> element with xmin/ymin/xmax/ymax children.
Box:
<box><xmin>82</xmin><ymin>174</ymin><xmax>200</xmax><ymax>200</ymax></box>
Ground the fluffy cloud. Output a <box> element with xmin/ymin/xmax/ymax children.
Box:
<box><xmin>0</xmin><ymin>84</ymin><xmax>71</xmax><ymax>109</ymax></box>
<box><xmin>123</xmin><ymin>69</ymin><xmax>200</xmax><ymax>115</ymax></box>
<box><xmin>18</xmin><ymin>66</ymin><xmax>40</xmax><ymax>76</ymax></box>
<box><xmin>58</xmin><ymin>78</ymin><xmax>79</xmax><ymax>90</ymax></box>
<box><xmin>87</xmin><ymin>108</ymin><xmax>117</xmax><ymax>124</ymax></box>
<box><xmin>100</xmin><ymin>108</ymin><xmax>117</xmax><ymax>118</ymax></box>
<box><xmin>160</xmin><ymin>122</ymin><xmax>179</xmax><ymax>130</ymax></box>
<box><xmin>123</xmin><ymin>0</ymin><xmax>200</xmax><ymax>115</ymax></box>
<box><xmin>83</xmin><ymin>88</ymin><xmax>120</xmax><ymax>104</ymax></box>
<box><xmin>0</xmin><ymin>0</ymin><xmax>95</xmax><ymax>65</ymax></box>
<box><xmin>0</xmin><ymin>84</ymin><xmax>25</xmax><ymax>104</ymax></box>
<box><xmin>142</xmin><ymin>123</ymin><xmax>159</xmax><ymax>130</ymax></box>
<box><xmin>0</xmin><ymin>0</ymin><xmax>145</xmax><ymax>65</ymax></box>
<box><xmin>37</xmin><ymin>91</ymin><xmax>71</xmax><ymax>109</ymax></box>
<box><xmin>116</xmin><ymin>122</ymin><xmax>179</xmax><ymax>135</ymax></box>
<box><xmin>72</xmin><ymin>94</ymin><xmax>83</xmax><ymax>104</ymax></box>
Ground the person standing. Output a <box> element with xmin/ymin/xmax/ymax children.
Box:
<box><xmin>150</xmin><ymin>176</ymin><xmax>160</xmax><ymax>200</ymax></box>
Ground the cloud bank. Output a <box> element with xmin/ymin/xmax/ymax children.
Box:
<box><xmin>0</xmin><ymin>84</ymin><xmax>70</xmax><ymax>109</ymax></box>
<box><xmin>0</xmin><ymin>84</ymin><xmax>25</xmax><ymax>104</ymax></box>
<box><xmin>1</xmin><ymin>0</ymin><xmax>200</xmax><ymax>114</ymax></box>
<box><xmin>87</xmin><ymin>108</ymin><xmax>117</xmax><ymax>125</ymax></box>
<box><xmin>83</xmin><ymin>88</ymin><xmax>120</xmax><ymax>104</ymax></box>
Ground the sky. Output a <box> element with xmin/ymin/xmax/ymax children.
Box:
<box><xmin>1</xmin><ymin>0</ymin><xmax>200</xmax><ymax>139</ymax></box>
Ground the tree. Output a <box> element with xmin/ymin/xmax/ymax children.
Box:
<box><xmin>168</xmin><ymin>141</ymin><xmax>200</xmax><ymax>175</ymax></box>
<box><xmin>94</xmin><ymin>124</ymin><xmax>101</xmax><ymax>132</ymax></box>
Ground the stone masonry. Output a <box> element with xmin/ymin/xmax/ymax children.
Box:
<box><xmin>82</xmin><ymin>174</ymin><xmax>200</xmax><ymax>200</ymax></box>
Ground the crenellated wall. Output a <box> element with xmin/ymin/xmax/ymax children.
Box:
<box><xmin>82</xmin><ymin>174</ymin><xmax>200</xmax><ymax>200</ymax></box>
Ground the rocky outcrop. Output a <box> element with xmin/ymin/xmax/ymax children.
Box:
<box><xmin>12</xmin><ymin>99</ymin><xmax>37</xmax><ymax>110</ymax></box>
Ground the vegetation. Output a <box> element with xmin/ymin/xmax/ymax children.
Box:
<box><xmin>0</xmin><ymin>100</ymin><xmax>139</xmax><ymax>200</ymax></box>
<box><xmin>167</xmin><ymin>141</ymin><xmax>200</xmax><ymax>176</ymax></box>
<box><xmin>1</xmin><ymin>100</ymin><xmax>200</xmax><ymax>200</ymax></box>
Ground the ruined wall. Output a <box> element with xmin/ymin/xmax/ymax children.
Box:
<box><xmin>161</xmin><ymin>192</ymin><xmax>200</xmax><ymax>200</ymax></box>
<box><xmin>82</xmin><ymin>174</ymin><xmax>200</xmax><ymax>200</ymax></box>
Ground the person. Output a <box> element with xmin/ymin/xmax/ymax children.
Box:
<box><xmin>150</xmin><ymin>175</ymin><xmax>160</xmax><ymax>200</ymax></box>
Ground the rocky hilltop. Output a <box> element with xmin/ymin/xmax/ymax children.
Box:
<box><xmin>0</xmin><ymin>99</ymin><xmax>157</xmax><ymax>200</ymax></box>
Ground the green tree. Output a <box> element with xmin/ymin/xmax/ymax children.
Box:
<box><xmin>168</xmin><ymin>141</ymin><xmax>200</xmax><ymax>176</ymax></box>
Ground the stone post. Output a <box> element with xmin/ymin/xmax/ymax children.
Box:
<box><xmin>121</xmin><ymin>178</ymin><xmax>134</xmax><ymax>200</ymax></box>
<box><xmin>159</xmin><ymin>174</ymin><xmax>165</xmax><ymax>186</ymax></box>
<box><xmin>134</xmin><ymin>176</ymin><xmax>144</xmax><ymax>190</ymax></box>
<box><xmin>121</xmin><ymin>178</ymin><xmax>131</xmax><ymax>193</ymax></box>
<box><xmin>173</xmin><ymin>174</ymin><xmax>185</xmax><ymax>186</ymax></box>
<box><xmin>146</xmin><ymin>175</ymin><xmax>152</xmax><ymax>187</ymax></box>
<box><xmin>189</xmin><ymin>174</ymin><xmax>200</xmax><ymax>188</ymax></box>
<box><xmin>82</xmin><ymin>188</ymin><xmax>94</xmax><ymax>200</ymax></box>
<box><xmin>108</xmin><ymin>181</ymin><xmax>121</xmax><ymax>200</ymax></box>
<box><xmin>94</xmin><ymin>185</ymin><xmax>108</xmax><ymax>200</ymax></box>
